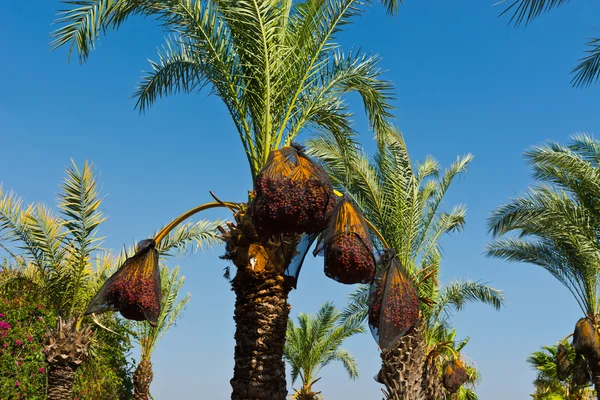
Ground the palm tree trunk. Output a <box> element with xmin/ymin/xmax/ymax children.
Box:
<box><xmin>230</xmin><ymin>266</ymin><xmax>291</xmax><ymax>400</ymax></box>
<box><xmin>223</xmin><ymin>209</ymin><xmax>299</xmax><ymax>400</ymax></box>
<box><xmin>47</xmin><ymin>364</ymin><xmax>76</xmax><ymax>400</ymax></box>
<box><xmin>43</xmin><ymin>317</ymin><xmax>91</xmax><ymax>400</ymax></box>
<box><xmin>133</xmin><ymin>358</ymin><xmax>154</xmax><ymax>400</ymax></box>
<box><xmin>379</xmin><ymin>321</ymin><xmax>436</xmax><ymax>400</ymax></box>
<box><xmin>586</xmin><ymin>354</ymin><xmax>600</xmax><ymax>400</ymax></box>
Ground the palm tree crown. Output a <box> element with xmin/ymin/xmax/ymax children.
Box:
<box><xmin>487</xmin><ymin>134</ymin><xmax>600</xmax><ymax>318</ymax></box>
<box><xmin>528</xmin><ymin>342</ymin><xmax>594</xmax><ymax>399</ymax></box>
<box><xmin>284</xmin><ymin>302</ymin><xmax>363</xmax><ymax>398</ymax></box>
<box><xmin>51</xmin><ymin>0</ymin><xmax>396</xmax><ymax>179</ymax></box>
<box><xmin>311</xmin><ymin>128</ymin><xmax>503</xmax><ymax>397</ymax></box>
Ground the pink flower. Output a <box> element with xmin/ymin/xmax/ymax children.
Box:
<box><xmin>15</xmin><ymin>380</ymin><xmax>20</xmax><ymax>387</ymax></box>
<box><xmin>38</xmin><ymin>367</ymin><xmax>45</xmax><ymax>373</ymax></box>
<box><xmin>36</xmin><ymin>304</ymin><xmax>42</xmax><ymax>309</ymax></box>
<box><xmin>17</xmin><ymin>361</ymin><xmax>22</xmax><ymax>366</ymax></box>
<box><xmin>15</xmin><ymin>340</ymin><xmax>21</xmax><ymax>346</ymax></box>
<box><xmin>27</xmin><ymin>336</ymin><xmax>33</xmax><ymax>342</ymax></box>
<box><xmin>0</xmin><ymin>313</ymin><xmax>5</xmax><ymax>317</ymax></box>
<box><xmin>2</xmin><ymin>343</ymin><xmax>6</xmax><ymax>348</ymax></box>
<box><xmin>0</xmin><ymin>321</ymin><xmax>10</xmax><ymax>330</ymax></box>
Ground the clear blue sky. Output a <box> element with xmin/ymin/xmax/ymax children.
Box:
<box><xmin>1</xmin><ymin>0</ymin><xmax>600</xmax><ymax>398</ymax></box>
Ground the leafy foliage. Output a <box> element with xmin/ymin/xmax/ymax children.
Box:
<box><xmin>312</xmin><ymin>128</ymin><xmax>502</xmax><ymax>394</ymax></box>
<box><xmin>527</xmin><ymin>341</ymin><xmax>594</xmax><ymax>399</ymax></box>
<box><xmin>0</xmin><ymin>161</ymin><xmax>219</xmax><ymax>398</ymax></box>
<box><xmin>51</xmin><ymin>0</ymin><xmax>397</xmax><ymax>179</ymax></box>
<box><xmin>0</xmin><ymin>295</ymin><xmax>49</xmax><ymax>400</ymax></box>
<box><xmin>135</xmin><ymin>265</ymin><xmax>190</xmax><ymax>361</ymax></box>
<box><xmin>487</xmin><ymin>134</ymin><xmax>600</xmax><ymax>318</ymax></box>
<box><xmin>284</xmin><ymin>302</ymin><xmax>363</xmax><ymax>395</ymax></box>
<box><xmin>499</xmin><ymin>0</ymin><xmax>600</xmax><ymax>87</ymax></box>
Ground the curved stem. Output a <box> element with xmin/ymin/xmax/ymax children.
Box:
<box><xmin>562</xmin><ymin>333</ymin><xmax>574</xmax><ymax>344</ymax></box>
<box><xmin>441</xmin><ymin>345</ymin><xmax>459</xmax><ymax>360</ymax></box>
<box><xmin>364</xmin><ymin>217</ymin><xmax>391</xmax><ymax>249</ymax></box>
<box><xmin>154</xmin><ymin>201</ymin><xmax>240</xmax><ymax>245</ymax></box>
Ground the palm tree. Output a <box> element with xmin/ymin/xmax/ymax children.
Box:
<box><xmin>499</xmin><ymin>0</ymin><xmax>599</xmax><ymax>87</ymax></box>
<box><xmin>131</xmin><ymin>265</ymin><xmax>190</xmax><ymax>400</ymax></box>
<box><xmin>0</xmin><ymin>161</ymin><xmax>218</xmax><ymax>400</ymax></box>
<box><xmin>528</xmin><ymin>342</ymin><xmax>594</xmax><ymax>399</ymax></box>
<box><xmin>431</xmin><ymin>330</ymin><xmax>479</xmax><ymax>400</ymax></box>
<box><xmin>50</xmin><ymin>0</ymin><xmax>398</xmax><ymax>397</ymax></box>
<box><xmin>311</xmin><ymin>128</ymin><xmax>504</xmax><ymax>399</ymax></box>
<box><xmin>284</xmin><ymin>302</ymin><xmax>363</xmax><ymax>400</ymax></box>
<box><xmin>487</xmin><ymin>134</ymin><xmax>600</xmax><ymax>398</ymax></box>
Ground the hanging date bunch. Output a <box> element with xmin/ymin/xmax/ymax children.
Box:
<box><xmin>86</xmin><ymin>239</ymin><xmax>161</xmax><ymax>326</ymax></box>
<box><xmin>573</xmin><ymin>317</ymin><xmax>600</xmax><ymax>359</ymax></box>
<box><xmin>313</xmin><ymin>196</ymin><xmax>375</xmax><ymax>284</ymax></box>
<box><xmin>252</xmin><ymin>144</ymin><xmax>336</xmax><ymax>237</ymax></box>
<box><xmin>442</xmin><ymin>358</ymin><xmax>468</xmax><ymax>394</ymax></box>
<box><xmin>555</xmin><ymin>343</ymin><xmax>572</xmax><ymax>381</ymax></box>
<box><xmin>368</xmin><ymin>251</ymin><xmax>419</xmax><ymax>350</ymax></box>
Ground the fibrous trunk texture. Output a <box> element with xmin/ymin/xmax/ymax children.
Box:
<box><xmin>134</xmin><ymin>358</ymin><xmax>154</xmax><ymax>400</ymax></box>
<box><xmin>223</xmin><ymin>209</ymin><xmax>299</xmax><ymax>400</ymax></box>
<box><xmin>43</xmin><ymin>317</ymin><xmax>91</xmax><ymax>400</ymax></box>
<box><xmin>231</xmin><ymin>267</ymin><xmax>291</xmax><ymax>400</ymax></box>
<box><xmin>584</xmin><ymin>354</ymin><xmax>600</xmax><ymax>400</ymax></box>
<box><xmin>47</xmin><ymin>364</ymin><xmax>76</xmax><ymax>400</ymax></box>
<box><xmin>379</xmin><ymin>321</ymin><xmax>442</xmax><ymax>400</ymax></box>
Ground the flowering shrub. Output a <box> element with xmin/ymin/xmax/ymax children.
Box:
<box><xmin>0</xmin><ymin>297</ymin><xmax>49</xmax><ymax>400</ymax></box>
<box><xmin>0</xmin><ymin>294</ymin><xmax>134</xmax><ymax>399</ymax></box>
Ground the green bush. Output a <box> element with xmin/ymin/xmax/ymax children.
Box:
<box><xmin>0</xmin><ymin>297</ymin><xmax>49</xmax><ymax>400</ymax></box>
<box><xmin>0</xmin><ymin>292</ymin><xmax>134</xmax><ymax>399</ymax></box>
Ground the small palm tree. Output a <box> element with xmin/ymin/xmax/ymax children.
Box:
<box><xmin>284</xmin><ymin>302</ymin><xmax>363</xmax><ymax>400</ymax></box>
<box><xmin>487</xmin><ymin>134</ymin><xmax>600</xmax><ymax>398</ymax></box>
<box><xmin>499</xmin><ymin>0</ymin><xmax>599</xmax><ymax>87</ymax></box>
<box><xmin>528</xmin><ymin>342</ymin><xmax>594</xmax><ymax>399</ymax></box>
<box><xmin>311</xmin><ymin>128</ymin><xmax>504</xmax><ymax>399</ymax></box>
<box><xmin>50</xmin><ymin>0</ymin><xmax>398</xmax><ymax>397</ymax></box>
<box><xmin>0</xmin><ymin>161</ymin><xmax>218</xmax><ymax>400</ymax></box>
<box><xmin>131</xmin><ymin>265</ymin><xmax>190</xmax><ymax>400</ymax></box>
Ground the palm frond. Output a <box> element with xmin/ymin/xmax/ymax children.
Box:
<box><xmin>135</xmin><ymin>265</ymin><xmax>190</xmax><ymax>359</ymax></box>
<box><xmin>0</xmin><ymin>188</ymin><xmax>44</xmax><ymax>267</ymax></box>
<box><xmin>156</xmin><ymin>219</ymin><xmax>222</xmax><ymax>256</ymax></box>
<box><xmin>285</xmin><ymin>302</ymin><xmax>363</xmax><ymax>388</ymax></box>
<box><xmin>500</xmin><ymin>0</ymin><xmax>570</xmax><ymax>27</ymax></box>
<box><xmin>430</xmin><ymin>280</ymin><xmax>505</xmax><ymax>327</ymax></box>
<box><xmin>571</xmin><ymin>36</ymin><xmax>600</xmax><ymax>88</ymax></box>
<box><xmin>51</xmin><ymin>0</ymin><xmax>120</xmax><ymax>62</ymax></box>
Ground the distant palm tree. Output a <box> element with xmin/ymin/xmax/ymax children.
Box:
<box><xmin>311</xmin><ymin>129</ymin><xmax>504</xmax><ymax>399</ymax></box>
<box><xmin>433</xmin><ymin>330</ymin><xmax>479</xmax><ymax>400</ymax></box>
<box><xmin>132</xmin><ymin>265</ymin><xmax>190</xmax><ymax>400</ymax></box>
<box><xmin>0</xmin><ymin>161</ymin><xmax>217</xmax><ymax>400</ymax></box>
<box><xmin>487</xmin><ymin>134</ymin><xmax>600</xmax><ymax>398</ymax></box>
<box><xmin>528</xmin><ymin>342</ymin><xmax>594</xmax><ymax>399</ymax></box>
<box><xmin>51</xmin><ymin>0</ymin><xmax>397</xmax><ymax>397</ymax></box>
<box><xmin>284</xmin><ymin>302</ymin><xmax>363</xmax><ymax>400</ymax></box>
<box><xmin>499</xmin><ymin>0</ymin><xmax>599</xmax><ymax>87</ymax></box>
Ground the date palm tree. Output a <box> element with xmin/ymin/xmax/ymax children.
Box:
<box><xmin>311</xmin><ymin>128</ymin><xmax>504</xmax><ymax>399</ymax></box>
<box><xmin>0</xmin><ymin>161</ymin><xmax>218</xmax><ymax>400</ymax></box>
<box><xmin>528</xmin><ymin>342</ymin><xmax>594</xmax><ymax>399</ymax></box>
<box><xmin>487</xmin><ymin>134</ymin><xmax>600</xmax><ymax>398</ymax></box>
<box><xmin>130</xmin><ymin>265</ymin><xmax>190</xmax><ymax>400</ymax></box>
<box><xmin>284</xmin><ymin>302</ymin><xmax>363</xmax><ymax>400</ymax></box>
<box><xmin>50</xmin><ymin>0</ymin><xmax>398</xmax><ymax>397</ymax></box>
<box><xmin>499</xmin><ymin>0</ymin><xmax>599</xmax><ymax>87</ymax></box>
